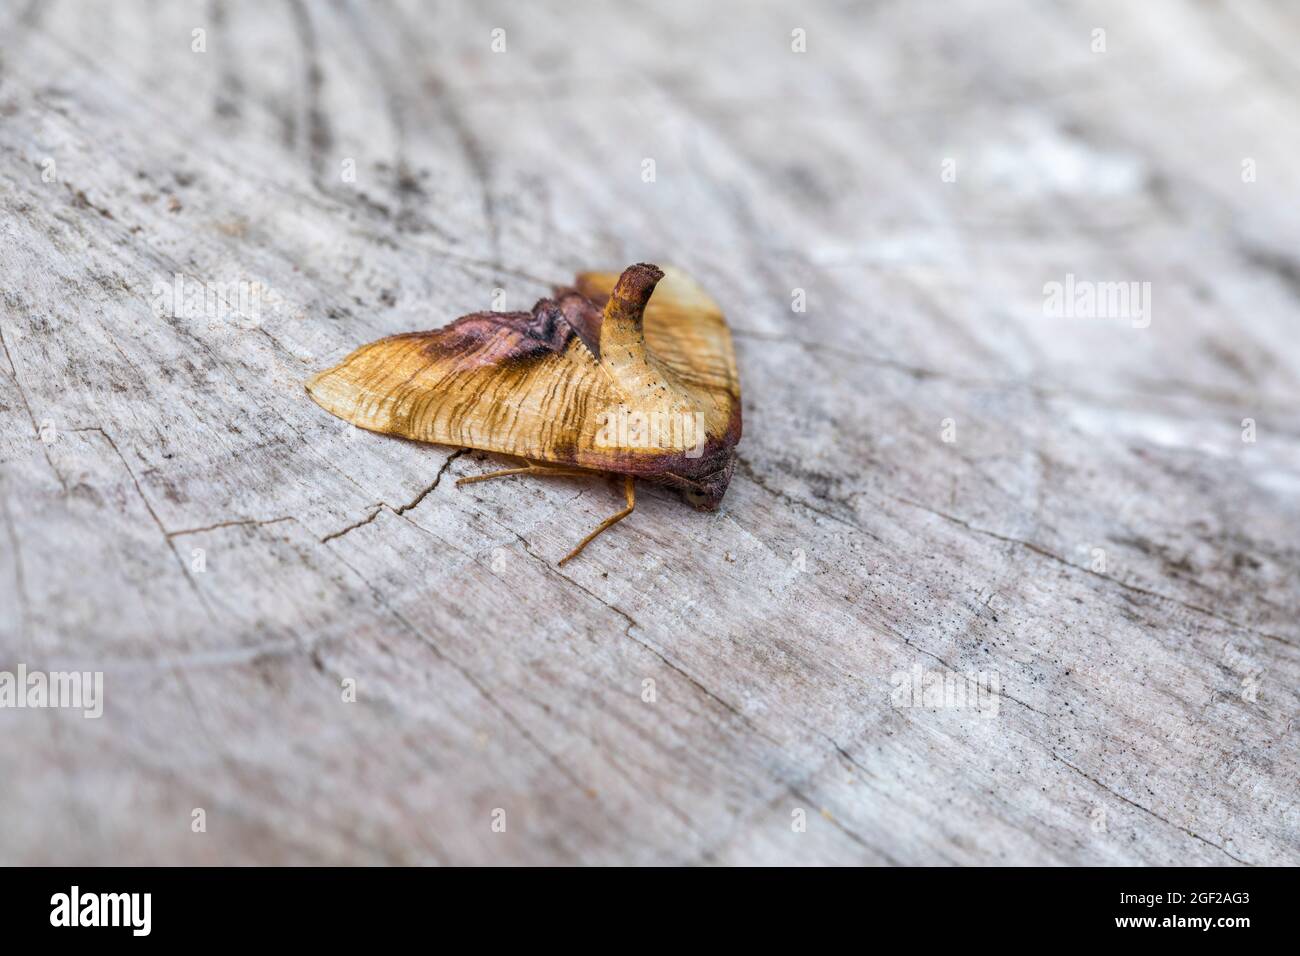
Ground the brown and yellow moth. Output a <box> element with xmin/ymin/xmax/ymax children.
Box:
<box><xmin>306</xmin><ymin>264</ymin><xmax>742</xmax><ymax>564</ymax></box>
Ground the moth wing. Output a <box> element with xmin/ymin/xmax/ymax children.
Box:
<box><xmin>305</xmin><ymin>300</ymin><xmax>622</xmax><ymax>465</ymax></box>
<box><xmin>575</xmin><ymin>266</ymin><xmax>742</xmax><ymax>440</ymax></box>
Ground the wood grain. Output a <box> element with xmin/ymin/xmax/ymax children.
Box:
<box><xmin>0</xmin><ymin>0</ymin><xmax>1297</xmax><ymax>865</ymax></box>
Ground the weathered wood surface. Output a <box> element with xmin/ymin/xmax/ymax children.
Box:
<box><xmin>1</xmin><ymin>0</ymin><xmax>1297</xmax><ymax>865</ymax></box>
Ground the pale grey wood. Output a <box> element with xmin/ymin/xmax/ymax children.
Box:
<box><xmin>0</xmin><ymin>0</ymin><xmax>1297</xmax><ymax>865</ymax></box>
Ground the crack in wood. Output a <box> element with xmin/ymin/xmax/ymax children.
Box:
<box><xmin>319</xmin><ymin>449</ymin><xmax>468</xmax><ymax>543</ymax></box>
<box><xmin>892</xmin><ymin>494</ymin><xmax>1298</xmax><ymax>650</ymax></box>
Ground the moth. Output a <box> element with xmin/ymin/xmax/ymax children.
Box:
<box><xmin>306</xmin><ymin>263</ymin><xmax>742</xmax><ymax>564</ymax></box>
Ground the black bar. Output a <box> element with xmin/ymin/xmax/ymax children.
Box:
<box><xmin>0</xmin><ymin>867</ymin><xmax>1285</xmax><ymax>942</ymax></box>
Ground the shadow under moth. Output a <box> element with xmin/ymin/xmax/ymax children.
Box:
<box><xmin>306</xmin><ymin>263</ymin><xmax>742</xmax><ymax>564</ymax></box>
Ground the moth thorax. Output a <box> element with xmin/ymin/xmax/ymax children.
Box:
<box><xmin>598</xmin><ymin>262</ymin><xmax>686</xmax><ymax>403</ymax></box>
<box><xmin>602</xmin><ymin>338</ymin><xmax>677</xmax><ymax>397</ymax></box>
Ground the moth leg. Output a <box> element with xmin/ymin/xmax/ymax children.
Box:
<box><xmin>558</xmin><ymin>476</ymin><xmax>635</xmax><ymax>566</ymax></box>
<box><xmin>456</xmin><ymin>460</ymin><xmax>591</xmax><ymax>486</ymax></box>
